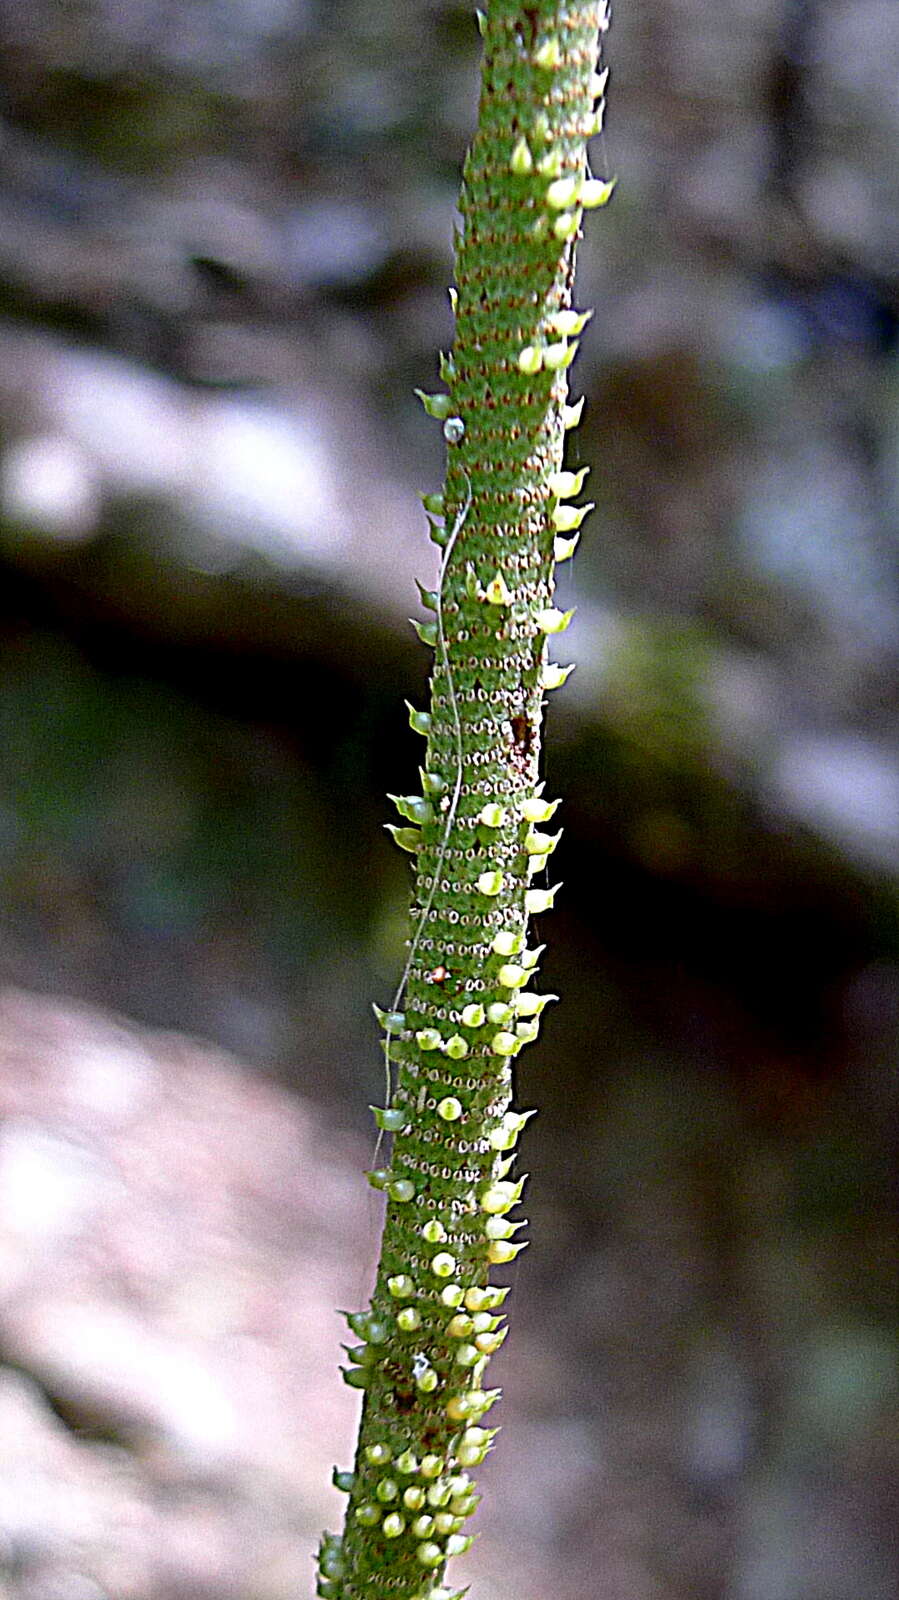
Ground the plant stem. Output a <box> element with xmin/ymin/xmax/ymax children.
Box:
<box><xmin>321</xmin><ymin>5</ymin><xmax>610</xmax><ymax>1597</ymax></box>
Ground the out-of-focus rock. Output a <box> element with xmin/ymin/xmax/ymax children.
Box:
<box><xmin>0</xmin><ymin>987</ymin><xmax>374</xmax><ymax>1598</ymax></box>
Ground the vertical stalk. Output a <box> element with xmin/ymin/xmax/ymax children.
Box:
<box><xmin>320</xmin><ymin>5</ymin><xmax>611</xmax><ymax>1597</ymax></box>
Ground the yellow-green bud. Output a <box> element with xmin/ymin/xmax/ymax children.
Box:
<box><xmin>545</xmin><ymin>175</ymin><xmax>581</xmax><ymax>210</ymax></box>
<box><xmin>510</xmin><ymin>136</ymin><xmax>533</xmax><ymax>174</ymax></box>
<box><xmin>517</xmin><ymin>345</ymin><xmax>543</xmax><ymax>375</ymax></box>
<box><xmin>581</xmin><ymin>177</ymin><xmax>616</xmax><ymax>208</ymax></box>
<box><xmin>551</xmin><ymin>500</ymin><xmax>593</xmax><ymax>531</ymax></box>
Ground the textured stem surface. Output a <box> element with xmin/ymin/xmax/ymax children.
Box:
<box><xmin>321</xmin><ymin>6</ymin><xmax>610</xmax><ymax>1598</ymax></box>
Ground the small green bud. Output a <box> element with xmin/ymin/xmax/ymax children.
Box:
<box><xmin>562</xmin><ymin>395</ymin><xmax>585</xmax><ymax>429</ymax></box>
<box><xmin>522</xmin><ymin>945</ymin><xmax>544</xmax><ymax>968</ymax></box>
<box><xmin>332</xmin><ymin>1469</ymin><xmax>354</xmax><ymax>1492</ymax></box>
<box><xmin>431</xmin><ymin>1251</ymin><xmax>457</xmax><ymax>1278</ymax></box>
<box><xmin>416</xmin><ymin>581</ymin><xmax>438</xmax><ymax>611</ymax></box>
<box><xmin>491</xmin><ymin>1030</ymin><xmax>519</xmax><ymax>1056</ymax></box>
<box><xmin>486</xmin><ymin>1238</ymin><xmax>528</xmax><ymax>1264</ymax></box>
<box><xmin>488</xmin><ymin>1123</ymin><xmax>516</xmax><ymax>1151</ymax></box>
<box><xmin>524</xmin><ymin>828</ymin><xmax>562</xmax><ymax>856</ymax></box>
<box><xmin>390</xmin><ymin>793</ymin><xmax>434</xmax><ymax>825</ymax></box>
<box><xmin>460</xmin><ymin>1003</ymin><xmax>485</xmax><ymax>1028</ymax></box>
<box><xmin>470</xmin><ymin>1314</ymin><xmax>494</xmax><ymax>1336</ymax></box>
<box><xmin>537</xmin><ymin>147</ymin><xmax>564</xmax><ymax>177</ymax></box>
<box><xmin>515</xmin><ymin>990</ymin><xmax>558</xmax><ymax>1017</ymax></box>
<box><xmin>443</xmin><ymin>416</ymin><xmax>465</xmax><ymax>445</ymax></box>
<box><xmin>552</xmin><ymin>209</ymin><xmax>581</xmax><ymax>241</ymax></box>
<box><xmin>415</xmin><ymin>389</ymin><xmax>453</xmax><ymax>420</ymax></box>
<box><xmin>481</xmin><ymin>1180</ymin><xmax>522</xmax><ymax>1214</ymax></box>
<box><xmin>445</xmin><ymin>1392</ymin><xmax>473</xmax><ymax>1422</ymax></box>
<box><xmin>437</xmin><ymin>1096</ymin><xmax>463</xmax><ymax>1121</ymax></box>
<box><xmin>516</xmin><ymin>345</ymin><xmax>543</xmax><ymax>375</ymax></box>
<box><xmin>382</xmin><ymin>1512</ymin><xmax>405</xmax><ymax>1539</ymax></box>
<box><xmin>454</xmin><ymin>1342</ymin><xmax>480</xmax><ymax>1368</ymax></box>
<box><xmin>554</xmin><ymin>533</ymin><xmax>580</xmax><ymax>561</ymax></box>
<box><xmin>396</xmin><ymin>1451</ymin><xmax>419</xmax><ymax>1475</ymax></box>
<box><xmin>476</xmin><ymin>869</ymin><xmax>504</xmax><ymax>896</ymax></box>
<box><xmin>484</xmin><ymin>570</ymin><xmax>512</xmax><ymax>606</ymax></box>
<box><xmin>592</xmin><ymin>67</ymin><xmax>610</xmax><ymax>99</ymax></box>
<box><xmin>416</xmin><ymin>1366</ymin><xmax>439</xmax><ymax>1393</ymax></box>
<box><xmin>373</xmin><ymin>1002</ymin><xmax>406</xmax><ymax>1030</ymax></box>
<box><xmin>403</xmin><ymin>1485</ymin><xmax>426</xmax><ymax>1510</ymax></box>
<box><xmin>455</xmin><ymin>1428</ymin><xmax>491</xmax><ymax>1467</ymax></box>
<box><xmin>547</xmin><ymin>310</ymin><xmax>593</xmax><ymax>337</ymax></box>
<box><xmin>545</xmin><ymin>175</ymin><xmax>581</xmax><ymax>210</ymax></box>
<box><xmin>433</xmin><ymin>1511</ymin><xmax>459</xmax><ymax>1537</ymax></box>
<box><xmin>440</xmin><ymin>1283</ymin><xmax>464</xmax><ymax>1308</ymax></box>
<box><xmin>365</xmin><ymin>1317</ymin><xmax>391</xmax><ymax>1343</ymax></box>
<box><xmin>411</xmin><ymin>617</ymin><xmax>438</xmax><ymax>648</ymax></box>
<box><xmin>398</xmin><ymin>1307</ymin><xmax>422</xmax><ymax>1332</ymax></box>
<box><xmin>388</xmin><ymin>1273</ymin><xmax>415</xmax><ymax>1298</ymax></box>
<box><xmin>535</xmin><ymin>606</ymin><xmax>575</xmax><ymax>633</ymax></box>
<box><xmin>343</xmin><ymin>1341</ymin><xmax>373</xmax><ymax>1365</ymax></box>
<box><xmin>416</xmin><ymin>1541</ymin><xmax>443</xmax><ymax>1568</ymax></box>
<box><xmin>525</xmin><ymin>885</ymin><xmax>559</xmax><ymax>914</ymax></box>
<box><xmin>497</xmin><ymin>963</ymin><xmax>527</xmax><ymax>988</ymax></box>
<box><xmin>487</xmin><ymin>1000</ymin><xmax>514</xmax><ymax>1024</ymax></box>
<box><xmin>484</xmin><ymin>1215</ymin><xmax>518</xmax><ymax>1240</ymax></box>
<box><xmin>406</xmin><ymin>702</ymin><xmax>432</xmax><ymax>736</ymax></box>
<box><xmin>521</xmin><ymin>795</ymin><xmax>560</xmax><ymax>823</ymax></box>
<box><xmin>451</xmin><ymin>1493</ymin><xmax>480</xmax><ymax>1519</ymax></box>
<box><xmin>445</xmin><ymin>1474</ymin><xmax>472</xmax><ymax>1497</ymax></box>
<box><xmin>542</xmin><ymin>661</ymin><xmax>575</xmax><ymax>690</ymax></box>
<box><xmin>534</xmin><ymin>36</ymin><xmax>562</xmax><ymax>69</ymax></box>
<box><xmin>376</xmin><ymin>1478</ymin><xmax>400</xmax><ymax>1503</ymax></box>
<box><xmin>445</xmin><ymin>1534</ymin><xmax>474</xmax><ymax>1557</ymax></box>
<box><xmin>447</xmin><ymin>1313</ymin><xmax>474</xmax><ymax>1338</ymax></box>
<box><xmin>543</xmin><ymin>338</ymin><xmax>578</xmax><ymax>369</ymax></box>
<box><xmin>475</xmin><ymin>7</ymin><xmax>486</xmax><ymax>36</ymax></box>
<box><xmin>444</xmin><ymin>1034</ymin><xmax>469</xmax><ymax>1060</ymax></box>
<box><xmin>516</xmin><ymin>1020</ymin><xmax>540</xmax><ymax>1044</ymax></box>
<box><xmin>462</xmin><ymin>1287</ymin><xmax>488</xmax><ymax>1312</ymax></box>
<box><xmin>354</xmin><ymin>1503</ymin><xmax>380</xmax><ymax>1526</ymax></box>
<box><xmin>532</xmin><ymin>111</ymin><xmax>550</xmax><ymax>143</ymax></box>
<box><xmin>478</xmin><ymin>802</ymin><xmax>507</xmax><ymax>827</ymax></box>
<box><xmin>426</xmin><ymin>1481</ymin><xmax>453</xmax><ymax>1509</ymax></box>
<box><xmin>491</xmin><ymin>929</ymin><xmax>522</xmax><ymax>956</ymax></box>
<box><xmin>385</xmin><ymin>823</ymin><xmax>422</xmax><ymax>853</ymax></box>
<box><xmin>416</xmin><ymin>1028</ymin><xmax>443</xmax><ymax>1051</ymax></box>
<box><xmin>364</xmin><ymin>1167</ymin><xmax>391</xmax><ymax>1190</ymax></box>
<box><xmin>341</xmin><ymin>1366</ymin><xmax>370</xmax><ymax>1389</ymax></box>
<box><xmin>552</xmin><ymin>500</ymin><xmax>593</xmax><ymax>531</ymax></box>
<box><xmin>581</xmin><ymin>177</ymin><xmax>616</xmax><ymax>208</ymax></box>
<box><xmin>389</xmin><ymin>1178</ymin><xmax>416</xmax><ymax>1202</ymax></box>
<box><xmin>465</xmin><ymin>1387</ymin><xmax>501</xmax><ymax>1418</ymax></box>
<box><xmin>412</xmin><ymin>1513</ymin><xmax>435</xmax><ymax>1540</ymax></box>
<box><xmin>422</xmin><ymin>1219</ymin><xmax>447</xmax><ymax>1243</ymax></box>
<box><xmin>548</xmin><ymin>466</ymin><xmax>590</xmax><ymax>498</ymax></box>
<box><xmin>421</xmin><ymin>493</ymin><xmax>444</xmax><ymax>517</ymax></box>
<box><xmin>343</xmin><ymin>1310</ymin><xmax>372</xmax><ymax>1338</ymax></box>
<box><xmin>371</xmin><ymin>1105</ymin><xmax>406</xmax><ymax>1132</ymax></box>
<box><xmin>421</xmin><ymin>769</ymin><xmax>447</xmax><ymax>798</ymax></box>
<box><xmin>419</xmin><ymin>1454</ymin><xmax>444</xmax><ymax>1478</ymax></box>
<box><xmin>510</xmin><ymin>136</ymin><xmax>533</xmax><ymax>174</ymax></box>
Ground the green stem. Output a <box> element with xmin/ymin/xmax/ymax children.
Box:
<box><xmin>321</xmin><ymin>6</ymin><xmax>611</xmax><ymax>1597</ymax></box>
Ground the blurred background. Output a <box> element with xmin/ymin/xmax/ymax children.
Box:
<box><xmin>0</xmin><ymin>2</ymin><xmax>897</xmax><ymax>1598</ymax></box>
